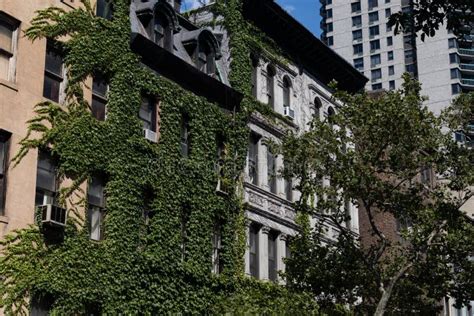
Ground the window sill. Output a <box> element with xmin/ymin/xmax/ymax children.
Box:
<box><xmin>0</xmin><ymin>215</ymin><xmax>9</xmax><ymax>224</ymax></box>
<box><xmin>0</xmin><ymin>79</ymin><xmax>18</xmax><ymax>92</ymax></box>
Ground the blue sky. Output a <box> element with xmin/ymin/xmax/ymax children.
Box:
<box><xmin>275</xmin><ymin>0</ymin><xmax>322</xmax><ymax>37</ymax></box>
<box><xmin>182</xmin><ymin>0</ymin><xmax>322</xmax><ymax>38</ymax></box>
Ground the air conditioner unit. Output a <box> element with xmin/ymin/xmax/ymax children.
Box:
<box><xmin>39</xmin><ymin>204</ymin><xmax>67</xmax><ymax>227</ymax></box>
<box><xmin>144</xmin><ymin>128</ymin><xmax>158</xmax><ymax>143</ymax></box>
<box><xmin>284</xmin><ymin>106</ymin><xmax>295</xmax><ymax>119</ymax></box>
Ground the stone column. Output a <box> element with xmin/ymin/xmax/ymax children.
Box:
<box><xmin>277</xmin><ymin>233</ymin><xmax>287</xmax><ymax>284</ymax></box>
<box><xmin>258</xmin><ymin>141</ymin><xmax>268</xmax><ymax>190</ymax></box>
<box><xmin>258</xmin><ymin>226</ymin><xmax>270</xmax><ymax>280</ymax></box>
<box><xmin>244</xmin><ymin>220</ymin><xmax>251</xmax><ymax>276</ymax></box>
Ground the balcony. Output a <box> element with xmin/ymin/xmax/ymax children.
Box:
<box><xmin>459</xmin><ymin>48</ymin><xmax>474</xmax><ymax>58</ymax></box>
<box><xmin>461</xmin><ymin>78</ymin><xmax>474</xmax><ymax>90</ymax></box>
<box><xmin>460</xmin><ymin>63</ymin><xmax>474</xmax><ymax>73</ymax></box>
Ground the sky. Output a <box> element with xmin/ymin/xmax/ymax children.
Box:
<box><xmin>182</xmin><ymin>0</ymin><xmax>322</xmax><ymax>38</ymax></box>
<box><xmin>275</xmin><ymin>0</ymin><xmax>322</xmax><ymax>37</ymax></box>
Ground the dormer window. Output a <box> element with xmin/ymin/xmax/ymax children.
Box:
<box><xmin>197</xmin><ymin>40</ymin><xmax>215</xmax><ymax>75</ymax></box>
<box><xmin>154</xmin><ymin>12</ymin><xmax>173</xmax><ymax>51</ymax></box>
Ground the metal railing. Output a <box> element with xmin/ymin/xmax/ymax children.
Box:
<box><xmin>459</xmin><ymin>48</ymin><xmax>474</xmax><ymax>56</ymax></box>
<box><xmin>461</xmin><ymin>78</ymin><xmax>474</xmax><ymax>86</ymax></box>
<box><xmin>460</xmin><ymin>64</ymin><xmax>474</xmax><ymax>71</ymax></box>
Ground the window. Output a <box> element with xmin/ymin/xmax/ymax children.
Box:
<box><xmin>387</xmin><ymin>36</ymin><xmax>393</xmax><ymax>46</ymax></box>
<box><xmin>450</xmin><ymin>53</ymin><xmax>459</xmax><ymax>64</ymax></box>
<box><xmin>352</xmin><ymin>16</ymin><xmax>362</xmax><ymax>27</ymax></box>
<box><xmin>369</xmin><ymin>12</ymin><xmax>379</xmax><ymax>24</ymax></box>
<box><xmin>352</xmin><ymin>30</ymin><xmax>363</xmax><ymax>41</ymax></box>
<box><xmin>326</xmin><ymin>36</ymin><xmax>334</xmax><ymax>46</ymax></box>
<box><xmin>326</xmin><ymin>9</ymin><xmax>333</xmax><ymax>19</ymax></box>
<box><xmin>0</xmin><ymin>12</ymin><xmax>19</xmax><ymax>82</ymax></box>
<box><xmin>372</xmin><ymin>83</ymin><xmax>382</xmax><ymax>90</ymax></box>
<box><xmin>96</xmin><ymin>0</ymin><xmax>113</xmax><ymax>19</ymax></box>
<box><xmin>448</xmin><ymin>38</ymin><xmax>457</xmax><ymax>49</ymax></box>
<box><xmin>326</xmin><ymin>22</ymin><xmax>333</xmax><ymax>33</ymax></box>
<box><xmin>88</xmin><ymin>176</ymin><xmax>106</xmax><ymax>241</ymax></box>
<box><xmin>452</xmin><ymin>83</ymin><xmax>461</xmax><ymax>95</ymax></box>
<box><xmin>327</xmin><ymin>0</ymin><xmax>332</xmax><ymax>4</ymax></box>
<box><xmin>353</xmin><ymin>43</ymin><xmax>363</xmax><ymax>55</ymax></box>
<box><xmin>370</xmin><ymin>54</ymin><xmax>381</xmax><ymax>67</ymax></box>
<box><xmin>267</xmin><ymin>150</ymin><xmax>276</xmax><ymax>194</ymax></box>
<box><xmin>140</xmin><ymin>96</ymin><xmax>158</xmax><ymax>132</ymax></box>
<box><xmin>389</xmin><ymin>80</ymin><xmax>395</xmax><ymax>90</ymax></box>
<box><xmin>154</xmin><ymin>12</ymin><xmax>173</xmax><ymax>51</ymax></box>
<box><xmin>327</xmin><ymin>107</ymin><xmax>336</xmax><ymax>125</ymax></box>
<box><xmin>248</xmin><ymin>134</ymin><xmax>259</xmax><ymax>185</ymax></box>
<box><xmin>385</xmin><ymin>0</ymin><xmax>390</xmax><ymax>2</ymax></box>
<box><xmin>180</xmin><ymin>115</ymin><xmax>190</xmax><ymax>157</ymax></box>
<box><xmin>371</xmin><ymin>68</ymin><xmax>382</xmax><ymax>81</ymax></box>
<box><xmin>405</xmin><ymin>63</ymin><xmax>417</xmax><ymax>74</ymax></box>
<box><xmin>268</xmin><ymin>231</ymin><xmax>278</xmax><ymax>282</ymax></box>
<box><xmin>43</xmin><ymin>41</ymin><xmax>64</xmax><ymax>103</ymax></box>
<box><xmin>212</xmin><ymin>222</ymin><xmax>223</xmax><ymax>274</ymax></box>
<box><xmin>0</xmin><ymin>131</ymin><xmax>10</xmax><ymax>215</ymax></box>
<box><xmin>369</xmin><ymin>25</ymin><xmax>380</xmax><ymax>38</ymax></box>
<box><xmin>387</xmin><ymin>50</ymin><xmax>394</xmax><ymax>60</ymax></box>
<box><xmin>351</xmin><ymin>2</ymin><xmax>361</xmax><ymax>13</ymax></box>
<box><xmin>35</xmin><ymin>151</ymin><xmax>57</xmax><ymax>206</ymax></box>
<box><xmin>283</xmin><ymin>76</ymin><xmax>291</xmax><ymax>108</ymax></box>
<box><xmin>451</xmin><ymin>68</ymin><xmax>460</xmax><ymax>79</ymax></box>
<box><xmin>404</xmin><ymin>49</ymin><xmax>414</xmax><ymax>63</ymax></box>
<box><xmin>249</xmin><ymin>224</ymin><xmax>259</xmax><ymax>278</ymax></box>
<box><xmin>370</xmin><ymin>39</ymin><xmax>380</xmax><ymax>51</ymax></box>
<box><xmin>215</xmin><ymin>137</ymin><xmax>228</xmax><ymax>194</ymax></box>
<box><xmin>265</xmin><ymin>65</ymin><xmax>276</xmax><ymax>108</ymax></box>
<box><xmin>197</xmin><ymin>39</ymin><xmax>216</xmax><ymax>75</ymax></box>
<box><xmin>284</xmin><ymin>176</ymin><xmax>292</xmax><ymax>201</ymax></box>
<box><xmin>91</xmin><ymin>75</ymin><xmax>108</xmax><ymax>121</ymax></box>
<box><xmin>386</xmin><ymin>23</ymin><xmax>392</xmax><ymax>32</ymax></box>
<box><xmin>385</xmin><ymin>8</ymin><xmax>391</xmax><ymax>18</ymax></box>
<box><xmin>368</xmin><ymin>0</ymin><xmax>378</xmax><ymax>10</ymax></box>
<box><xmin>251</xmin><ymin>54</ymin><xmax>258</xmax><ymax>98</ymax></box>
<box><xmin>388</xmin><ymin>65</ymin><xmax>394</xmax><ymax>75</ymax></box>
<box><xmin>314</xmin><ymin>97</ymin><xmax>322</xmax><ymax>120</ymax></box>
<box><xmin>354</xmin><ymin>57</ymin><xmax>364</xmax><ymax>70</ymax></box>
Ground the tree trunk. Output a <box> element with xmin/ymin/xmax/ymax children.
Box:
<box><xmin>374</xmin><ymin>263</ymin><xmax>413</xmax><ymax>316</ymax></box>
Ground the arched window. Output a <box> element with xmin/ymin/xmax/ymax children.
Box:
<box><xmin>283</xmin><ymin>76</ymin><xmax>292</xmax><ymax>108</ymax></box>
<box><xmin>314</xmin><ymin>97</ymin><xmax>322</xmax><ymax>120</ymax></box>
<box><xmin>154</xmin><ymin>12</ymin><xmax>173</xmax><ymax>51</ymax></box>
<box><xmin>266</xmin><ymin>64</ymin><xmax>276</xmax><ymax>108</ymax></box>
<box><xmin>327</xmin><ymin>106</ymin><xmax>336</xmax><ymax>125</ymax></box>
<box><xmin>197</xmin><ymin>40</ymin><xmax>215</xmax><ymax>75</ymax></box>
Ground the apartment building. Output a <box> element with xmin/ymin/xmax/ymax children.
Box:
<box><xmin>0</xmin><ymin>0</ymin><xmax>366</xmax><ymax>312</ymax></box>
<box><xmin>320</xmin><ymin>0</ymin><xmax>474</xmax><ymax>115</ymax></box>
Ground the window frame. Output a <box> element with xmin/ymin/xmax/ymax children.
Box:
<box><xmin>140</xmin><ymin>95</ymin><xmax>158</xmax><ymax>133</ymax></box>
<box><xmin>249</xmin><ymin>223</ymin><xmax>260</xmax><ymax>278</ymax></box>
<box><xmin>35</xmin><ymin>150</ymin><xmax>58</xmax><ymax>207</ymax></box>
<box><xmin>43</xmin><ymin>40</ymin><xmax>66</xmax><ymax>103</ymax></box>
<box><xmin>268</xmin><ymin>231</ymin><xmax>278</xmax><ymax>282</ymax></box>
<box><xmin>88</xmin><ymin>175</ymin><xmax>106</xmax><ymax>241</ymax></box>
<box><xmin>248</xmin><ymin>133</ymin><xmax>259</xmax><ymax>186</ymax></box>
<box><xmin>0</xmin><ymin>12</ymin><xmax>20</xmax><ymax>82</ymax></box>
<box><xmin>0</xmin><ymin>130</ymin><xmax>11</xmax><ymax>215</ymax></box>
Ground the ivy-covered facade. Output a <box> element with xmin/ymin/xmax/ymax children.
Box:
<box><xmin>0</xmin><ymin>0</ymin><xmax>366</xmax><ymax>314</ymax></box>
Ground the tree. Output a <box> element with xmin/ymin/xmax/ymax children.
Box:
<box><xmin>280</xmin><ymin>75</ymin><xmax>474</xmax><ymax>315</ymax></box>
<box><xmin>389</xmin><ymin>0</ymin><xmax>474</xmax><ymax>40</ymax></box>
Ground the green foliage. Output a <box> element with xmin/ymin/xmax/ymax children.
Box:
<box><xmin>282</xmin><ymin>74</ymin><xmax>474</xmax><ymax>314</ymax></box>
<box><xmin>0</xmin><ymin>0</ymin><xmax>322</xmax><ymax>314</ymax></box>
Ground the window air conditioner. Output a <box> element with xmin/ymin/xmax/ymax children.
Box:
<box><xmin>39</xmin><ymin>204</ymin><xmax>67</xmax><ymax>227</ymax></box>
<box><xmin>144</xmin><ymin>128</ymin><xmax>158</xmax><ymax>143</ymax></box>
<box><xmin>284</xmin><ymin>106</ymin><xmax>295</xmax><ymax>119</ymax></box>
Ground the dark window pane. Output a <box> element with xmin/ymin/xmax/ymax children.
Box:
<box><xmin>248</xmin><ymin>135</ymin><xmax>259</xmax><ymax>185</ymax></box>
<box><xmin>268</xmin><ymin>232</ymin><xmax>278</xmax><ymax>281</ymax></box>
<box><xmin>92</xmin><ymin>76</ymin><xmax>108</xmax><ymax>98</ymax></box>
<box><xmin>92</xmin><ymin>97</ymin><xmax>106</xmax><ymax>121</ymax></box>
<box><xmin>97</xmin><ymin>0</ymin><xmax>113</xmax><ymax>19</ymax></box>
<box><xmin>45</xmin><ymin>47</ymin><xmax>63</xmax><ymax>76</ymax></box>
<box><xmin>88</xmin><ymin>176</ymin><xmax>105</xmax><ymax>208</ymax></box>
<box><xmin>43</xmin><ymin>73</ymin><xmax>61</xmax><ymax>103</ymax></box>
<box><xmin>140</xmin><ymin>97</ymin><xmax>156</xmax><ymax>131</ymax></box>
<box><xmin>180</xmin><ymin>116</ymin><xmax>189</xmax><ymax>157</ymax></box>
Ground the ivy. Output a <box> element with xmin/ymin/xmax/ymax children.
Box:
<box><xmin>0</xmin><ymin>0</ymin><xmax>323</xmax><ymax>314</ymax></box>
